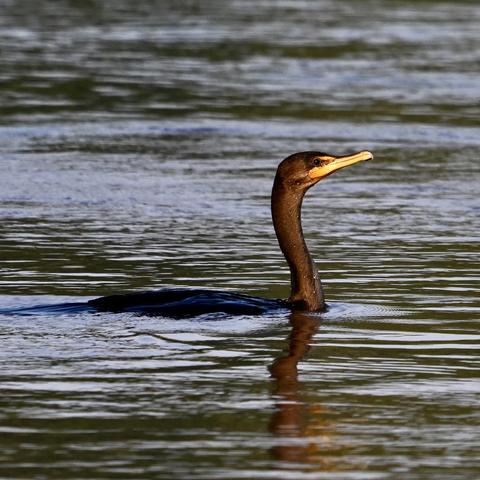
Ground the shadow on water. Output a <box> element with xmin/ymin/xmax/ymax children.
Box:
<box><xmin>269</xmin><ymin>311</ymin><xmax>348</xmax><ymax>473</ymax></box>
<box><xmin>0</xmin><ymin>300</ymin><xmax>95</xmax><ymax>316</ymax></box>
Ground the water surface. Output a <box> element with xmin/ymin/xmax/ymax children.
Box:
<box><xmin>0</xmin><ymin>1</ymin><xmax>479</xmax><ymax>479</ymax></box>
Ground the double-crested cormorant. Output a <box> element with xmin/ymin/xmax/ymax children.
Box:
<box><xmin>89</xmin><ymin>150</ymin><xmax>373</xmax><ymax>317</ymax></box>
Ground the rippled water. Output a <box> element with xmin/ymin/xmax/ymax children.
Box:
<box><xmin>1</xmin><ymin>1</ymin><xmax>479</xmax><ymax>479</ymax></box>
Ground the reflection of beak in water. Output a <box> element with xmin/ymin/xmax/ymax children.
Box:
<box><xmin>268</xmin><ymin>311</ymin><xmax>339</xmax><ymax>470</ymax></box>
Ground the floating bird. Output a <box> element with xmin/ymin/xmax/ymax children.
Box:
<box><xmin>89</xmin><ymin>150</ymin><xmax>373</xmax><ymax>317</ymax></box>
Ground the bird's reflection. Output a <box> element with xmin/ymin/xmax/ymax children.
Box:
<box><xmin>269</xmin><ymin>311</ymin><xmax>339</xmax><ymax>470</ymax></box>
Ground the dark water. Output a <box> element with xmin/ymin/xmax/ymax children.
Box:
<box><xmin>1</xmin><ymin>1</ymin><xmax>479</xmax><ymax>478</ymax></box>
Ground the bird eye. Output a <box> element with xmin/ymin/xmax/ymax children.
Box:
<box><xmin>313</xmin><ymin>158</ymin><xmax>324</xmax><ymax>166</ymax></box>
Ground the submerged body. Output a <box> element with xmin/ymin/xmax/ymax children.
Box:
<box><xmin>89</xmin><ymin>150</ymin><xmax>373</xmax><ymax>317</ymax></box>
<box><xmin>89</xmin><ymin>288</ymin><xmax>287</xmax><ymax>317</ymax></box>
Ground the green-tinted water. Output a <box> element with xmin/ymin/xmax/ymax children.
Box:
<box><xmin>1</xmin><ymin>1</ymin><xmax>479</xmax><ymax>478</ymax></box>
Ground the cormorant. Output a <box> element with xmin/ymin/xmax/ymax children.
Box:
<box><xmin>88</xmin><ymin>150</ymin><xmax>373</xmax><ymax>317</ymax></box>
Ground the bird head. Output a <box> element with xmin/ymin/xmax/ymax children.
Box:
<box><xmin>275</xmin><ymin>150</ymin><xmax>373</xmax><ymax>190</ymax></box>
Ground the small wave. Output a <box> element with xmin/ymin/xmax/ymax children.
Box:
<box><xmin>322</xmin><ymin>301</ymin><xmax>410</xmax><ymax>321</ymax></box>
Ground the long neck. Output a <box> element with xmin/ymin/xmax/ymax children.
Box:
<box><xmin>271</xmin><ymin>177</ymin><xmax>325</xmax><ymax>311</ymax></box>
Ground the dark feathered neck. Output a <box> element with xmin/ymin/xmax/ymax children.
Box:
<box><xmin>271</xmin><ymin>176</ymin><xmax>325</xmax><ymax>311</ymax></box>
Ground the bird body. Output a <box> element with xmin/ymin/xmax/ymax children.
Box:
<box><xmin>89</xmin><ymin>288</ymin><xmax>287</xmax><ymax>317</ymax></box>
